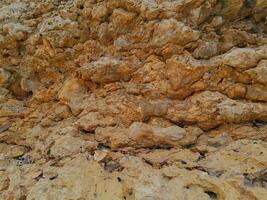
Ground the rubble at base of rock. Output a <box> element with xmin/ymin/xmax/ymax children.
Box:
<box><xmin>0</xmin><ymin>0</ymin><xmax>267</xmax><ymax>199</ymax></box>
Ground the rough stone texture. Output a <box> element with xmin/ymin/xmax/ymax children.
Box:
<box><xmin>0</xmin><ymin>0</ymin><xmax>267</xmax><ymax>199</ymax></box>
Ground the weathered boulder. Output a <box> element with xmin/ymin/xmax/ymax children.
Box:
<box><xmin>128</xmin><ymin>122</ymin><xmax>186</xmax><ymax>147</ymax></box>
<box><xmin>57</xmin><ymin>78</ymin><xmax>88</xmax><ymax>115</ymax></box>
<box><xmin>75</xmin><ymin>112</ymin><xmax>117</xmax><ymax>132</ymax></box>
<box><xmin>95</xmin><ymin>122</ymin><xmax>203</xmax><ymax>149</ymax></box>
<box><xmin>150</xmin><ymin>18</ymin><xmax>200</xmax><ymax>47</ymax></box>
<box><xmin>79</xmin><ymin>56</ymin><xmax>140</xmax><ymax>84</ymax></box>
<box><xmin>222</xmin><ymin>47</ymin><xmax>262</xmax><ymax>69</ymax></box>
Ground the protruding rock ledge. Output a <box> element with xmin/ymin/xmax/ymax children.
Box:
<box><xmin>95</xmin><ymin>122</ymin><xmax>203</xmax><ymax>149</ymax></box>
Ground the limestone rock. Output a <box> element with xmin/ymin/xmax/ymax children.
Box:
<box><xmin>219</xmin><ymin>0</ymin><xmax>245</xmax><ymax>19</ymax></box>
<box><xmin>139</xmin><ymin>148</ymin><xmax>200</xmax><ymax>167</ymax></box>
<box><xmin>246</xmin><ymin>60</ymin><xmax>267</xmax><ymax>84</ymax></box>
<box><xmin>49</xmin><ymin>135</ymin><xmax>97</xmax><ymax>158</ymax></box>
<box><xmin>75</xmin><ymin>112</ymin><xmax>117</xmax><ymax>132</ymax></box>
<box><xmin>222</xmin><ymin>47</ymin><xmax>262</xmax><ymax>69</ymax></box>
<box><xmin>199</xmin><ymin>140</ymin><xmax>267</xmax><ymax>176</ymax></box>
<box><xmin>128</xmin><ymin>122</ymin><xmax>186</xmax><ymax>147</ymax></box>
<box><xmin>91</xmin><ymin>4</ymin><xmax>109</xmax><ymax>21</ymax></box>
<box><xmin>79</xmin><ymin>56</ymin><xmax>140</xmax><ymax>84</ymax></box>
<box><xmin>111</xmin><ymin>8</ymin><xmax>136</xmax><ymax>32</ymax></box>
<box><xmin>38</xmin><ymin>16</ymin><xmax>73</xmax><ymax>33</ymax></box>
<box><xmin>26</xmin><ymin>156</ymin><xmax>124</xmax><ymax>200</ymax></box>
<box><xmin>166</xmin><ymin>54</ymin><xmax>214</xmax><ymax>91</ymax></box>
<box><xmin>0</xmin><ymin>0</ymin><xmax>267</xmax><ymax>199</ymax></box>
<box><xmin>167</xmin><ymin>91</ymin><xmax>267</xmax><ymax>129</ymax></box>
<box><xmin>150</xmin><ymin>18</ymin><xmax>200</xmax><ymax>47</ymax></box>
<box><xmin>57</xmin><ymin>78</ymin><xmax>88</xmax><ymax>115</ymax></box>
<box><xmin>95</xmin><ymin>126</ymin><xmax>130</xmax><ymax>149</ymax></box>
<box><xmin>95</xmin><ymin>122</ymin><xmax>203</xmax><ymax>149</ymax></box>
<box><xmin>193</xmin><ymin>42</ymin><xmax>219</xmax><ymax>59</ymax></box>
<box><xmin>246</xmin><ymin>84</ymin><xmax>267</xmax><ymax>101</ymax></box>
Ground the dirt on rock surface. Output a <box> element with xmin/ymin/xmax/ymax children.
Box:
<box><xmin>0</xmin><ymin>0</ymin><xmax>267</xmax><ymax>199</ymax></box>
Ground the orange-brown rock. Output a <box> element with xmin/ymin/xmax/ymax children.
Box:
<box><xmin>1</xmin><ymin>0</ymin><xmax>267</xmax><ymax>199</ymax></box>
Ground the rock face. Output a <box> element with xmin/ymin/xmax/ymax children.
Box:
<box><xmin>0</xmin><ymin>0</ymin><xmax>267</xmax><ymax>200</ymax></box>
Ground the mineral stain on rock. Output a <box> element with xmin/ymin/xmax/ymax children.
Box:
<box><xmin>0</xmin><ymin>0</ymin><xmax>267</xmax><ymax>199</ymax></box>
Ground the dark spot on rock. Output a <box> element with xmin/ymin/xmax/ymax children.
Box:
<box><xmin>117</xmin><ymin>177</ymin><xmax>122</xmax><ymax>182</ymax></box>
<box><xmin>35</xmin><ymin>173</ymin><xmax>44</xmax><ymax>181</ymax></box>
<box><xmin>79</xmin><ymin>5</ymin><xmax>84</xmax><ymax>10</ymax></box>
<box><xmin>49</xmin><ymin>175</ymin><xmax>58</xmax><ymax>180</ymax></box>
<box><xmin>204</xmin><ymin>191</ymin><xmax>217</xmax><ymax>199</ymax></box>
<box><xmin>180</xmin><ymin>160</ymin><xmax>187</xmax><ymax>164</ymax></box>
<box><xmin>208</xmin><ymin>170</ymin><xmax>225</xmax><ymax>177</ymax></box>
<box><xmin>104</xmin><ymin>161</ymin><xmax>124</xmax><ymax>172</ymax></box>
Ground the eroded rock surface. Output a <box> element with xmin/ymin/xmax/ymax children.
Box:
<box><xmin>0</xmin><ymin>0</ymin><xmax>267</xmax><ymax>199</ymax></box>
